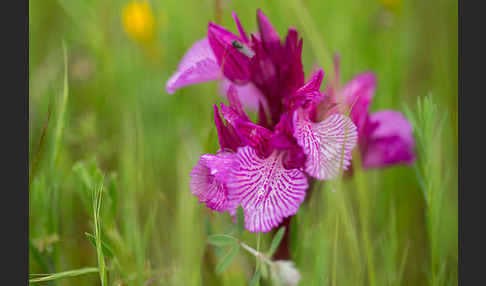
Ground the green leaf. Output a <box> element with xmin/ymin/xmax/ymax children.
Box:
<box><xmin>213</xmin><ymin>245</ymin><xmax>226</xmax><ymax>259</ymax></box>
<box><xmin>267</xmin><ymin>227</ymin><xmax>286</xmax><ymax>257</ymax></box>
<box><xmin>236</xmin><ymin>205</ymin><xmax>245</xmax><ymax>238</ymax></box>
<box><xmin>85</xmin><ymin>232</ymin><xmax>115</xmax><ymax>260</ymax></box>
<box><xmin>207</xmin><ymin>234</ymin><xmax>238</xmax><ymax>247</ymax></box>
<box><xmin>249</xmin><ymin>266</ymin><xmax>262</xmax><ymax>286</ymax></box>
<box><xmin>214</xmin><ymin>245</ymin><xmax>226</xmax><ymax>259</ymax></box>
<box><xmin>216</xmin><ymin>244</ymin><xmax>240</xmax><ymax>274</ymax></box>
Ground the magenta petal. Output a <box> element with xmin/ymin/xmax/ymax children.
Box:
<box><xmin>279</xmin><ymin>28</ymin><xmax>305</xmax><ymax>99</ymax></box>
<box><xmin>166</xmin><ymin>38</ymin><xmax>221</xmax><ymax>94</ymax></box>
<box><xmin>272</xmin><ymin>113</ymin><xmax>296</xmax><ymax>150</ymax></box>
<box><xmin>249</xmin><ymin>34</ymin><xmax>278</xmax><ymax>94</ymax></box>
<box><xmin>232</xmin><ymin>11</ymin><xmax>250</xmax><ymax>44</ymax></box>
<box><xmin>361</xmin><ymin>110</ymin><xmax>415</xmax><ymax>168</ymax></box>
<box><xmin>288</xmin><ymin>68</ymin><xmax>324</xmax><ymax>111</ymax></box>
<box><xmin>341</xmin><ymin>72</ymin><xmax>377</xmax><ymax>133</ymax></box>
<box><xmin>214</xmin><ymin>104</ymin><xmax>242</xmax><ymax>151</ymax></box>
<box><xmin>298</xmin><ymin>68</ymin><xmax>323</xmax><ymax>93</ymax></box>
<box><xmin>227</xmin><ymin>147</ymin><xmax>308</xmax><ymax>233</ymax></box>
<box><xmin>256</xmin><ymin>9</ymin><xmax>281</xmax><ymax>57</ymax></box>
<box><xmin>293</xmin><ymin>109</ymin><xmax>358</xmax><ymax>180</ymax></box>
<box><xmin>189</xmin><ymin>153</ymin><xmax>236</xmax><ymax>212</ymax></box>
<box><xmin>257</xmin><ymin>100</ymin><xmax>271</xmax><ymax>130</ymax></box>
<box><xmin>218</xmin><ymin>79</ymin><xmax>268</xmax><ymax>111</ymax></box>
<box><xmin>207</xmin><ymin>22</ymin><xmax>251</xmax><ymax>83</ymax></box>
<box><xmin>233</xmin><ymin>119</ymin><xmax>274</xmax><ymax>158</ymax></box>
<box><xmin>220</xmin><ymin>102</ymin><xmax>239</xmax><ymax>125</ymax></box>
<box><xmin>225</xmin><ymin>84</ymin><xmax>251</xmax><ymax>122</ymax></box>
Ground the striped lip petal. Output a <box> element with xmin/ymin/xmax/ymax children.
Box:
<box><xmin>189</xmin><ymin>153</ymin><xmax>236</xmax><ymax>212</ymax></box>
<box><xmin>227</xmin><ymin>147</ymin><xmax>308</xmax><ymax>233</ymax></box>
<box><xmin>166</xmin><ymin>37</ymin><xmax>221</xmax><ymax>94</ymax></box>
<box><xmin>293</xmin><ymin>109</ymin><xmax>358</xmax><ymax>180</ymax></box>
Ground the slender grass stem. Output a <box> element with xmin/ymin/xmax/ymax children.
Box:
<box><xmin>353</xmin><ymin>153</ymin><xmax>376</xmax><ymax>286</ymax></box>
<box><xmin>331</xmin><ymin>209</ymin><xmax>339</xmax><ymax>286</ymax></box>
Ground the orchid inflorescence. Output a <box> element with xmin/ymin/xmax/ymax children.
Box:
<box><xmin>166</xmin><ymin>10</ymin><xmax>414</xmax><ymax>234</ymax></box>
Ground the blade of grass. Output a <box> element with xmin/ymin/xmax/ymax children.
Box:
<box><xmin>93</xmin><ymin>174</ymin><xmax>108</xmax><ymax>286</ymax></box>
<box><xmin>29</xmin><ymin>267</ymin><xmax>99</xmax><ymax>283</ymax></box>
<box><xmin>53</xmin><ymin>41</ymin><xmax>68</xmax><ymax>168</ymax></box>
<box><xmin>29</xmin><ymin>102</ymin><xmax>53</xmax><ymax>188</ymax></box>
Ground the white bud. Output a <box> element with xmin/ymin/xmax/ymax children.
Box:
<box><xmin>271</xmin><ymin>260</ymin><xmax>302</xmax><ymax>286</ymax></box>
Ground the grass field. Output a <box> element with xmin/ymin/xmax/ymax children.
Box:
<box><xmin>29</xmin><ymin>0</ymin><xmax>457</xmax><ymax>285</ymax></box>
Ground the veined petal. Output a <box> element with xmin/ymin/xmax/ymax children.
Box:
<box><xmin>361</xmin><ymin>110</ymin><xmax>415</xmax><ymax>168</ymax></box>
<box><xmin>293</xmin><ymin>110</ymin><xmax>358</xmax><ymax>180</ymax></box>
<box><xmin>166</xmin><ymin>37</ymin><xmax>221</xmax><ymax>94</ymax></box>
<box><xmin>189</xmin><ymin>153</ymin><xmax>236</xmax><ymax>212</ymax></box>
<box><xmin>227</xmin><ymin>147</ymin><xmax>308</xmax><ymax>233</ymax></box>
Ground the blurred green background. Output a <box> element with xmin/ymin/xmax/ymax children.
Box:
<box><xmin>29</xmin><ymin>0</ymin><xmax>457</xmax><ymax>285</ymax></box>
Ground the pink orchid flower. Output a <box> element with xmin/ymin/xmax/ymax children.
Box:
<box><xmin>325</xmin><ymin>55</ymin><xmax>415</xmax><ymax>169</ymax></box>
<box><xmin>168</xmin><ymin>10</ymin><xmax>358</xmax><ymax>232</ymax></box>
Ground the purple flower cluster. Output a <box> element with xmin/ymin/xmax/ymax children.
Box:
<box><xmin>166</xmin><ymin>10</ymin><xmax>414</xmax><ymax>233</ymax></box>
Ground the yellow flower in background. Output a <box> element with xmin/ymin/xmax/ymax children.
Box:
<box><xmin>379</xmin><ymin>0</ymin><xmax>402</xmax><ymax>14</ymax></box>
<box><xmin>121</xmin><ymin>0</ymin><xmax>155</xmax><ymax>43</ymax></box>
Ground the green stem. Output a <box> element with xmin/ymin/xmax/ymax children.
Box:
<box><xmin>353</xmin><ymin>154</ymin><xmax>376</xmax><ymax>286</ymax></box>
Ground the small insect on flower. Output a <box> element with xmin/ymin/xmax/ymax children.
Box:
<box><xmin>231</xmin><ymin>40</ymin><xmax>255</xmax><ymax>58</ymax></box>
